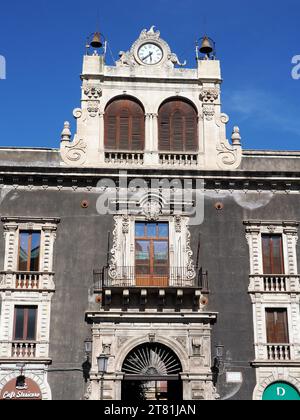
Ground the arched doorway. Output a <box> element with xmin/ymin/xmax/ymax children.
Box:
<box><xmin>121</xmin><ymin>343</ymin><xmax>183</xmax><ymax>401</ymax></box>
<box><xmin>262</xmin><ymin>382</ymin><xmax>300</xmax><ymax>401</ymax></box>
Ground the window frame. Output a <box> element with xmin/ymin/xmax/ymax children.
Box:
<box><xmin>135</xmin><ymin>222</ymin><xmax>170</xmax><ymax>286</ymax></box>
<box><xmin>262</xmin><ymin>234</ymin><xmax>285</xmax><ymax>275</ymax></box>
<box><xmin>158</xmin><ymin>99</ymin><xmax>199</xmax><ymax>153</ymax></box>
<box><xmin>13</xmin><ymin>306</ymin><xmax>38</xmax><ymax>342</ymax></box>
<box><xmin>104</xmin><ymin>98</ymin><xmax>145</xmax><ymax>151</ymax></box>
<box><xmin>265</xmin><ymin>308</ymin><xmax>290</xmax><ymax>344</ymax></box>
<box><xmin>18</xmin><ymin>230</ymin><xmax>41</xmax><ymax>272</ymax></box>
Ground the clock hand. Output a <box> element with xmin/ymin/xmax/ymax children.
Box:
<box><xmin>142</xmin><ymin>52</ymin><xmax>153</xmax><ymax>62</ymax></box>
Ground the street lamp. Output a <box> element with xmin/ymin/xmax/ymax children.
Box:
<box><xmin>97</xmin><ymin>354</ymin><xmax>109</xmax><ymax>400</ymax></box>
<box><xmin>212</xmin><ymin>344</ymin><xmax>225</xmax><ymax>386</ymax></box>
<box><xmin>82</xmin><ymin>338</ymin><xmax>92</xmax><ymax>383</ymax></box>
<box><xmin>84</xmin><ymin>338</ymin><xmax>92</xmax><ymax>355</ymax></box>
<box><xmin>97</xmin><ymin>354</ymin><xmax>108</xmax><ymax>375</ymax></box>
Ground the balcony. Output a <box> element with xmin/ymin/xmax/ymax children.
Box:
<box><xmin>251</xmin><ymin>343</ymin><xmax>300</xmax><ymax>367</ymax></box>
<box><xmin>0</xmin><ymin>271</ymin><xmax>55</xmax><ymax>291</ymax></box>
<box><xmin>105</xmin><ymin>151</ymin><xmax>144</xmax><ymax>165</ymax></box>
<box><xmin>94</xmin><ymin>266</ymin><xmax>208</xmax><ymax>291</ymax></box>
<box><xmin>249</xmin><ymin>275</ymin><xmax>300</xmax><ymax>293</ymax></box>
<box><xmin>159</xmin><ymin>153</ymin><xmax>198</xmax><ymax>167</ymax></box>
<box><xmin>12</xmin><ymin>342</ymin><xmax>36</xmax><ymax>359</ymax></box>
<box><xmin>0</xmin><ymin>340</ymin><xmax>51</xmax><ymax>363</ymax></box>
<box><xmin>93</xmin><ymin>267</ymin><xmax>209</xmax><ymax>310</ymax></box>
<box><xmin>267</xmin><ymin>344</ymin><xmax>291</xmax><ymax>361</ymax></box>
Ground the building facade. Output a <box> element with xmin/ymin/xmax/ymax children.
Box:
<box><xmin>0</xmin><ymin>27</ymin><xmax>299</xmax><ymax>401</ymax></box>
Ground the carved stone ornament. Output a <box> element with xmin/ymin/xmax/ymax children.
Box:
<box><xmin>73</xmin><ymin>108</ymin><xmax>82</xmax><ymax>119</ymax></box>
<box><xmin>84</xmin><ymin>383</ymin><xmax>92</xmax><ymax>400</ymax></box>
<box><xmin>117</xmin><ymin>26</ymin><xmax>186</xmax><ymax>68</ymax></box>
<box><xmin>192</xmin><ymin>337</ymin><xmax>202</xmax><ymax>356</ymax></box>
<box><xmin>186</xmin><ymin>226</ymin><xmax>196</xmax><ymax>280</ymax></box>
<box><xmin>216</xmin><ymin>114</ymin><xmax>242</xmax><ymax>170</ymax></box>
<box><xmin>200</xmin><ymin>88</ymin><xmax>219</xmax><ymax>103</ymax></box>
<box><xmin>175</xmin><ymin>215</ymin><xmax>182</xmax><ymax>233</ymax></box>
<box><xmin>87</xmin><ymin>101</ymin><xmax>99</xmax><ymax>117</ymax></box>
<box><xmin>108</xmin><ymin>217</ymin><xmax>120</xmax><ymax>279</ymax></box>
<box><xmin>122</xmin><ymin>216</ymin><xmax>130</xmax><ymax>234</ymax></box>
<box><xmin>84</xmin><ymin>85</ymin><xmax>102</xmax><ymax>100</ymax></box>
<box><xmin>142</xmin><ymin>200</ymin><xmax>162</xmax><ymax>221</ymax></box>
<box><xmin>203</xmin><ymin>105</ymin><xmax>215</xmax><ymax>121</ymax></box>
<box><xmin>216</xmin><ymin>141</ymin><xmax>238</xmax><ymax>166</ymax></box>
<box><xmin>61</xmin><ymin>137</ymin><xmax>87</xmax><ymax>166</ymax></box>
<box><xmin>102</xmin><ymin>343</ymin><xmax>111</xmax><ymax>355</ymax></box>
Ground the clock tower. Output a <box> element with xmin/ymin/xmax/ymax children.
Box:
<box><xmin>60</xmin><ymin>26</ymin><xmax>242</xmax><ymax>170</ymax></box>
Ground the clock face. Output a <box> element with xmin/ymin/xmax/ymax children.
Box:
<box><xmin>138</xmin><ymin>43</ymin><xmax>163</xmax><ymax>65</ymax></box>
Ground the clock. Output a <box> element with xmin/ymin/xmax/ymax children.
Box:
<box><xmin>137</xmin><ymin>43</ymin><xmax>163</xmax><ymax>65</ymax></box>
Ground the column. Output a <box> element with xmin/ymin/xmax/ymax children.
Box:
<box><xmin>144</xmin><ymin>113</ymin><xmax>159</xmax><ymax>165</ymax></box>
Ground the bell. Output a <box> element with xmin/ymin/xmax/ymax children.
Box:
<box><xmin>90</xmin><ymin>32</ymin><xmax>103</xmax><ymax>49</ymax></box>
<box><xmin>200</xmin><ymin>36</ymin><xmax>213</xmax><ymax>55</ymax></box>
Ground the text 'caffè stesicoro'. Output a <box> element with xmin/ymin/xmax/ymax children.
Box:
<box><xmin>0</xmin><ymin>377</ymin><xmax>42</xmax><ymax>400</ymax></box>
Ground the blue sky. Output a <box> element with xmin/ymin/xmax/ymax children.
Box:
<box><xmin>0</xmin><ymin>0</ymin><xmax>299</xmax><ymax>150</ymax></box>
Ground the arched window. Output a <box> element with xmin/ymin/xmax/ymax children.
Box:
<box><xmin>104</xmin><ymin>98</ymin><xmax>145</xmax><ymax>151</ymax></box>
<box><xmin>158</xmin><ymin>99</ymin><xmax>198</xmax><ymax>152</ymax></box>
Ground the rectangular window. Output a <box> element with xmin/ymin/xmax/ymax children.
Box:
<box><xmin>135</xmin><ymin>222</ymin><xmax>169</xmax><ymax>286</ymax></box>
<box><xmin>13</xmin><ymin>306</ymin><xmax>37</xmax><ymax>341</ymax></box>
<box><xmin>18</xmin><ymin>231</ymin><xmax>41</xmax><ymax>272</ymax></box>
<box><xmin>262</xmin><ymin>235</ymin><xmax>284</xmax><ymax>274</ymax></box>
<box><xmin>266</xmin><ymin>309</ymin><xmax>289</xmax><ymax>344</ymax></box>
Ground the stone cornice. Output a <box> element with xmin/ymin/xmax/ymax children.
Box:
<box><xmin>244</xmin><ymin>220</ymin><xmax>299</xmax><ymax>227</ymax></box>
<box><xmin>0</xmin><ymin>166</ymin><xmax>299</xmax><ymax>194</ymax></box>
<box><xmin>1</xmin><ymin>217</ymin><xmax>61</xmax><ymax>224</ymax></box>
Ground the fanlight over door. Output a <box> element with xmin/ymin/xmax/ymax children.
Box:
<box><xmin>122</xmin><ymin>343</ymin><xmax>182</xmax><ymax>376</ymax></box>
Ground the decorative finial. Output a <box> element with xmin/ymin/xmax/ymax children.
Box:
<box><xmin>61</xmin><ymin>121</ymin><xmax>71</xmax><ymax>142</ymax></box>
<box><xmin>231</xmin><ymin>126</ymin><xmax>241</xmax><ymax>146</ymax></box>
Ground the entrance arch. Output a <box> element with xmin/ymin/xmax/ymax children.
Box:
<box><xmin>121</xmin><ymin>343</ymin><xmax>183</xmax><ymax>401</ymax></box>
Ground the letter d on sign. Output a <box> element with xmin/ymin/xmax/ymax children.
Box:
<box><xmin>277</xmin><ymin>387</ymin><xmax>286</xmax><ymax>398</ymax></box>
<box><xmin>0</xmin><ymin>55</ymin><xmax>6</xmax><ymax>80</ymax></box>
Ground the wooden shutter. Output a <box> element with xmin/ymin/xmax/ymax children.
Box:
<box><xmin>104</xmin><ymin>99</ymin><xmax>145</xmax><ymax>151</ymax></box>
<box><xmin>262</xmin><ymin>235</ymin><xmax>284</xmax><ymax>274</ymax></box>
<box><xmin>266</xmin><ymin>309</ymin><xmax>289</xmax><ymax>343</ymax></box>
<box><xmin>172</xmin><ymin>110</ymin><xmax>184</xmax><ymax>151</ymax></box>
<box><xmin>158</xmin><ymin>100</ymin><xmax>198</xmax><ymax>152</ymax></box>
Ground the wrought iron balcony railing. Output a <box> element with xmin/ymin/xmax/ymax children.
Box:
<box><xmin>94</xmin><ymin>266</ymin><xmax>209</xmax><ymax>291</ymax></box>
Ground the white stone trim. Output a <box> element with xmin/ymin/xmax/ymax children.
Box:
<box><xmin>245</xmin><ymin>221</ymin><xmax>299</xmax><ymax>276</ymax></box>
<box><xmin>244</xmin><ymin>221</ymin><xmax>300</xmax><ymax>366</ymax></box>
<box><xmin>253</xmin><ymin>368</ymin><xmax>300</xmax><ymax>400</ymax></box>
<box><xmin>0</xmin><ymin>294</ymin><xmax>54</xmax><ymax>359</ymax></box>
<box><xmin>2</xmin><ymin>218</ymin><xmax>60</xmax><ymax>273</ymax></box>
<box><xmin>109</xmin><ymin>214</ymin><xmax>195</xmax><ymax>282</ymax></box>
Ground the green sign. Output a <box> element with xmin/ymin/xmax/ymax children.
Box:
<box><xmin>262</xmin><ymin>382</ymin><xmax>300</xmax><ymax>401</ymax></box>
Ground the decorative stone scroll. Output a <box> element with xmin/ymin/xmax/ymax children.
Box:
<box><xmin>61</xmin><ymin>137</ymin><xmax>87</xmax><ymax>166</ymax></box>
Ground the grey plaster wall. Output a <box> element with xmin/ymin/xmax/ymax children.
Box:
<box><xmin>0</xmin><ymin>182</ymin><xmax>299</xmax><ymax>400</ymax></box>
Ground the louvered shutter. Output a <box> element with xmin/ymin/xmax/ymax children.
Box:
<box><xmin>172</xmin><ymin>110</ymin><xmax>184</xmax><ymax>151</ymax></box>
<box><xmin>262</xmin><ymin>235</ymin><xmax>271</xmax><ymax>274</ymax></box>
<box><xmin>266</xmin><ymin>310</ymin><xmax>277</xmax><ymax>343</ymax></box>
<box><xmin>159</xmin><ymin>100</ymin><xmax>198</xmax><ymax>152</ymax></box>
<box><xmin>266</xmin><ymin>309</ymin><xmax>289</xmax><ymax>343</ymax></box>
<box><xmin>104</xmin><ymin>98</ymin><xmax>145</xmax><ymax>151</ymax></box>
<box><xmin>119</xmin><ymin>108</ymin><xmax>130</xmax><ymax>150</ymax></box>
<box><xmin>159</xmin><ymin>106</ymin><xmax>171</xmax><ymax>150</ymax></box>
<box><xmin>262</xmin><ymin>235</ymin><xmax>284</xmax><ymax>274</ymax></box>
